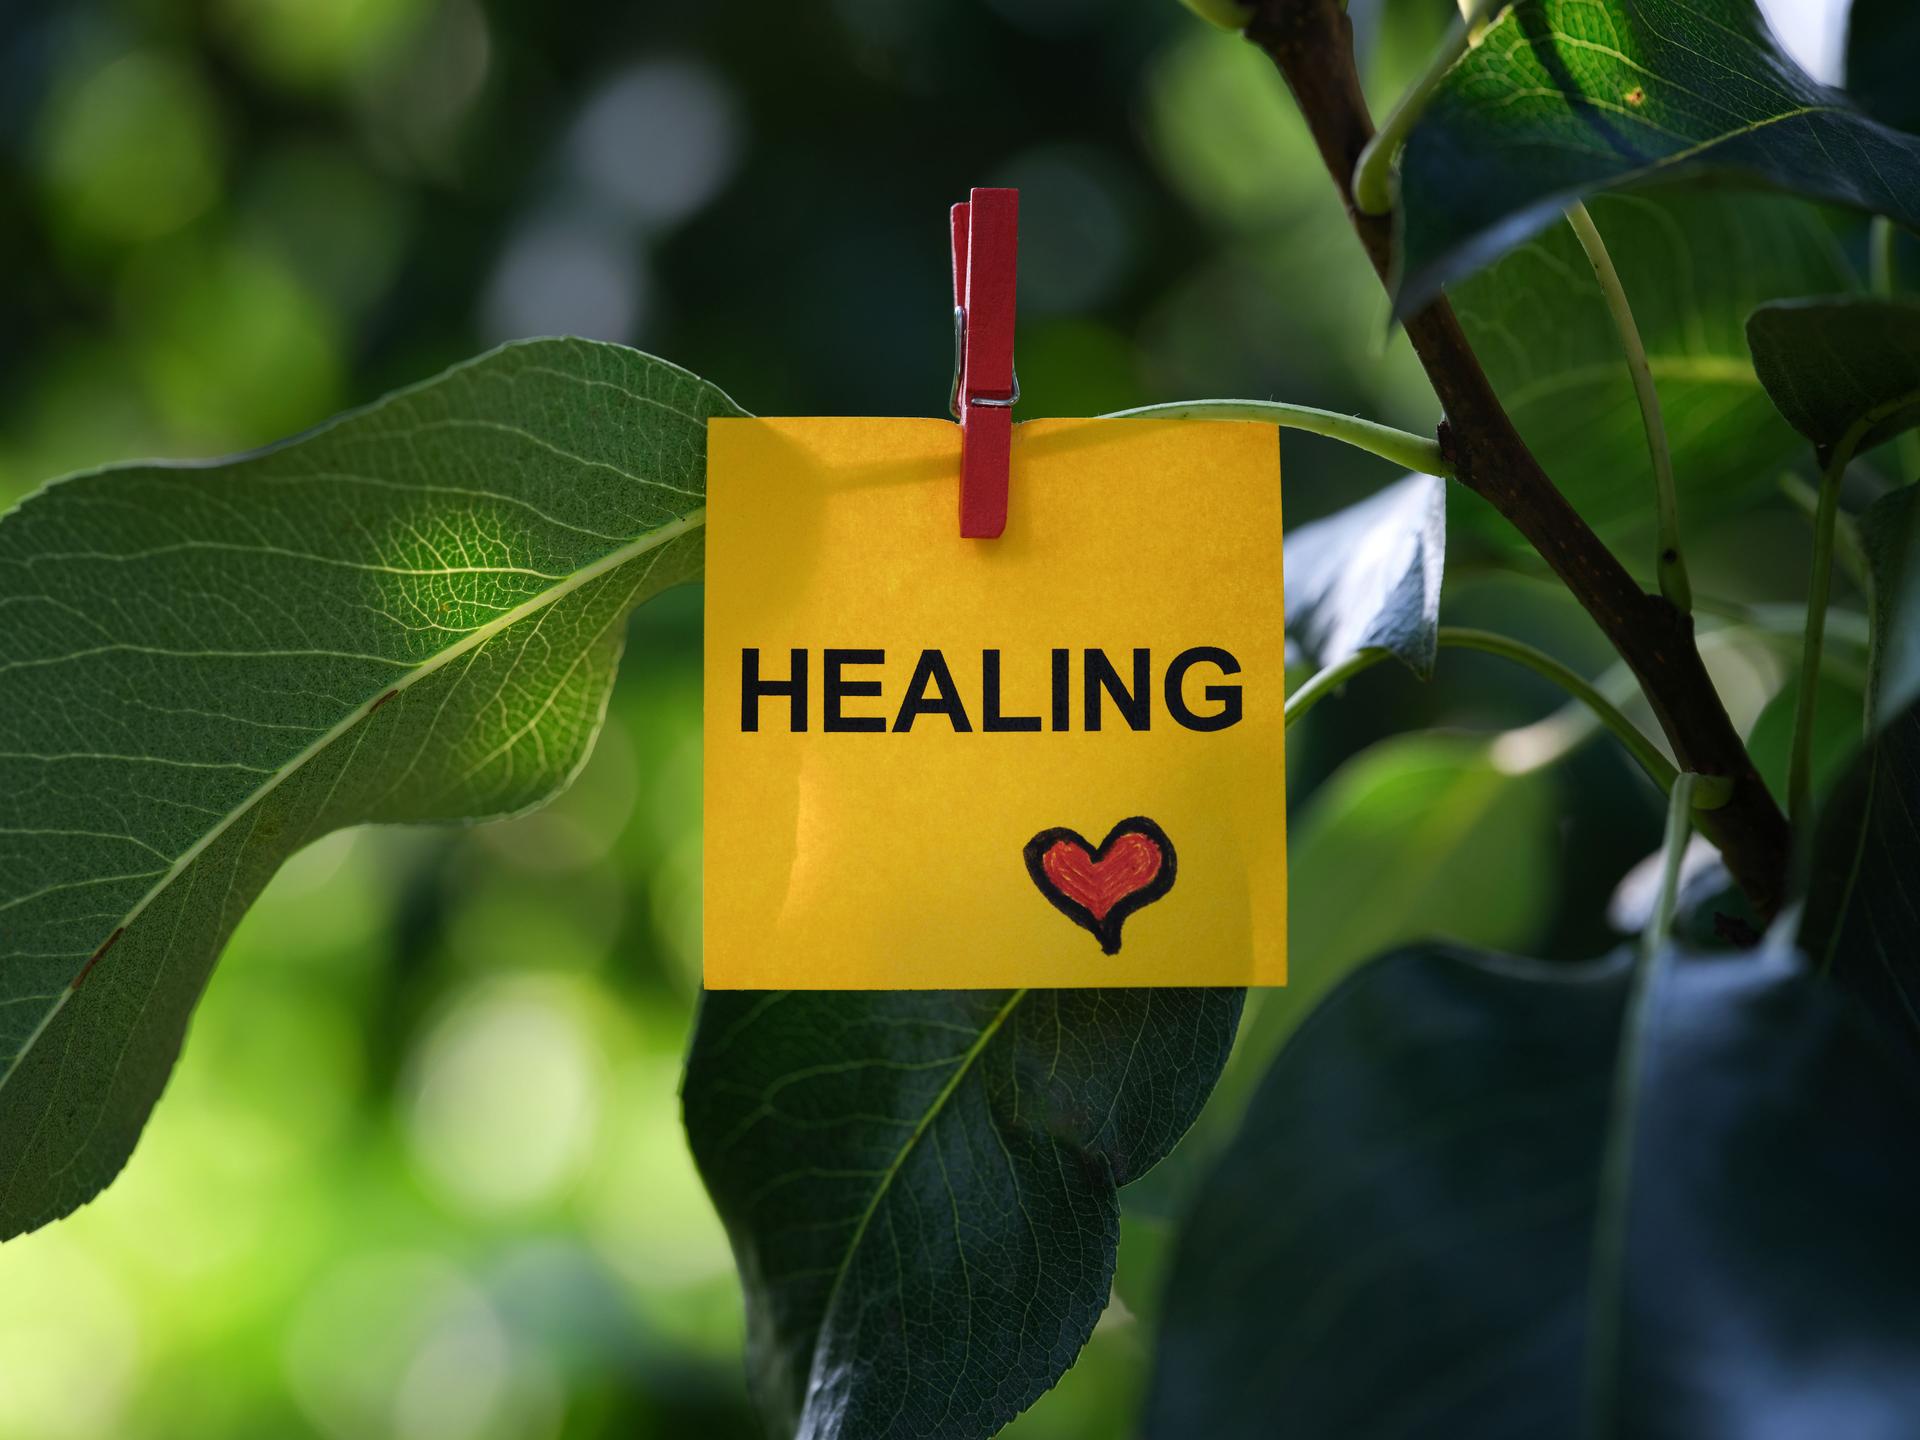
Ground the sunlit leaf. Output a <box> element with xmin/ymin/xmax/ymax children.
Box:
<box><xmin>0</xmin><ymin>338</ymin><xmax>737</xmax><ymax>1240</ymax></box>
<box><xmin>1147</xmin><ymin>941</ymin><xmax>1920</xmax><ymax>1437</ymax></box>
<box><xmin>683</xmin><ymin>987</ymin><xmax>1242</xmax><ymax>1440</ymax></box>
<box><xmin>1747</xmin><ymin>296</ymin><xmax>1920</xmax><ymax>452</ymax></box>
<box><xmin>1451</xmin><ymin>191</ymin><xmax>1855</xmax><ymax>534</ymax></box>
<box><xmin>1396</xmin><ymin>0</ymin><xmax>1920</xmax><ymax>310</ymax></box>
<box><xmin>1284</xmin><ymin>472</ymin><xmax>1444</xmax><ymax>678</ymax></box>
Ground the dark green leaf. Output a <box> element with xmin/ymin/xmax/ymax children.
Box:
<box><xmin>1146</xmin><ymin>942</ymin><xmax>1920</xmax><ymax>1438</ymax></box>
<box><xmin>1397</xmin><ymin>0</ymin><xmax>1920</xmax><ymax>311</ymax></box>
<box><xmin>1284</xmin><ymin>472</ymin><xmax>1444</xmax><ymax>678</ymax></box>
<box><xmin>1452</xmin><ymin>191</ymin><xmax>1854</xmax><ymax>533</ymax></box>
<box><xmin>1862</xmin><ymin>482</ymin><xmax>1920</xmax><ymax>724</ymax></box>
<box><xmin>1747</xmin><ymin>296</ymin><xmax>1920</xmax><ymax>452</ymax></box>
<box><xmin>1145</xmin><ymin>733</ymin><xmax>1560</xmax><ymax>1225</ymax></box>
<box><xmin>683</xmin><ymin>987</ymin><xmax>1242</xmax><ymax>1440</ymax></box>
<box><xmin>1799</xmin><ymin>480</ymin><xmax>1920</xmax><ymax>1055</ymax></box>
<box><xmin>0</xmin><ymin>339</ymin><xmax>737</xmax><ymax>1240</ymax></box>
<box><xmin>1847</xmin><ymin>0</ymin><xmax>1920</xmax><ymax>135</ymax></box>
<box><xmin>1799</xmin><ymin>701</ymin><xmax>1920</xmax><ymax>1056</ymax></box>
<box><xmin>1796</xmin><ymin>483</ymin><xmax>1920</xmax><ymax>1053</ymax></box>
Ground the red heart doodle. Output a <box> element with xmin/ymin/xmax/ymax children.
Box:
<box><xmin>1023</xmin><ymin>816</ymin><xmax>1177</xmax><ymax>955</ymax></box>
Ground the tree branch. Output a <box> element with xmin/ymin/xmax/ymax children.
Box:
<box><xmin>1241</xmin><ymin>0</ymin><xmax>1789</xmax><ymax>917</ymax></box>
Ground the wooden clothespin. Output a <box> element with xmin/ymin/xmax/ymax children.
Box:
<box><xmin>949</xmin><ymin>188</ymin><xmax>1019</xmax><ymax>538</ymax></box>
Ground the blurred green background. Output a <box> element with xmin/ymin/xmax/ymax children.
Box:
<box><xmin>0</xmin><ymin>0</ymin><xmax>1852</xmax><ymax>1436</ymax></box>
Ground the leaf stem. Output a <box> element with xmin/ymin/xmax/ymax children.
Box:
<box><xmin>1643</xmin><ymin>771</ymin><xmax>1698</xmax><ymax>961</ymax></box>
<box><xmin>1565</xmin><ymin>202</ymin><xmax>1691</xmax><ymax>614</ymax></box>
<box><xmin>1350</xmin><ymin>0</ymin><xmax>1499</xmax><ymax>215</ymax></box>
<box><xmin>1778</xmin><ymin>471</ymin><xmax>1870</xmax><ymax>588</ymax></box>
<box><xmin>1105</xmin><ymin>399</ymin><xmax>1450</xmax><ymax>476</ymax></box>
<box><xmin>1584</xmin><ymin>770</ymin><xmax>1696</xmax><ymax>1435</ymax></box>
<box><xmin>1872</xmin><ymin>215</ymin><xmax>1898</xmax><ymax>295</ymax></box>
<box><xmin>1440</xmin><ymin>627</ymin><xmax>1685</xmax><ymax>797</ymax></box>
<box><xmin>1789</xmin><ymin>422</ymin><xmax>1866</xmax><ymax>825</ymax></box>
<box><xmin>1285</xmin><ymin>626</ymin><xmax>1684</xmax><ymax>798</ymax></box>
<box><xmin>1282</xmin><ymin>649</ymin><xmax>1387</xmax><ymax>726</ymax></box>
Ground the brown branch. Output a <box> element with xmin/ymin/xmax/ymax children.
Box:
<box><xmin>1243</xmin><ymin>0</ymin><xmax>1790</xmax><ymax>917</ymax></box>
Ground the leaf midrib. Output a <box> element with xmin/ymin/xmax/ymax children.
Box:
<box><xmin>0</xmin><ymin>505</ymin><xmax>706</xmax><ymax>1090</ymax></box>
<box><xmin>799</xmin><ymin>986</ymin><xmax>1031</xmax><ymax>1413</ymax></box>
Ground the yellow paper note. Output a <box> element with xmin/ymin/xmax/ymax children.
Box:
<box><xmin>703</xmin><ymin>417</ymin><xmax>1286</xmax><ymax>989</ymax></box>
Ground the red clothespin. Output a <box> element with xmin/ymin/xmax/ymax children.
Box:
<box><xmin>949</xmin><ymin>188</ymin><xmax>1019</xmax><ymax>538</ymax></box>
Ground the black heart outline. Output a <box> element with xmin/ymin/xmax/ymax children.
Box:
<box><xmin>1022</xmin><ymin>815</ymin><xmax>1178</xmax><ymax>955</ymax></box>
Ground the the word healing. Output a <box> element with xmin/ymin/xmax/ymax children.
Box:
<box><xmin>739</xmin><ymin>647</ymin><xmax>1245</xmax><ymax>734</ymax></box>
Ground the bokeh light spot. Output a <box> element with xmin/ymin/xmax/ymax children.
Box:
<box><xmin>38</xmin><ymin>50</ymin><xmax>225</xmax><ymax>247</ymax></box>
<box><xmin>567</xmin><ymin>60</ymin><xmax>743</xmax><ymax>229</ymax></box>
<box><xmin>0</xmin><ymin>1237</ymin><xmax>140</xmax><ymax>1440</ymax></box>
<box><xmin>406</xmin><ymin>981</ymin><xmax>605</xmax><ymax>1214</ymax></box>
<box><xmin>481</xmin><ymin>213</ymin><xmax>646</xmax><ymax>345</ymax></box>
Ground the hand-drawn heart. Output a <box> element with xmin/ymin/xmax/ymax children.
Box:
<box><xmin>1023</xmin><ymin>816</ymin><xmax>1177</xmax><ymax>955</ymax></box>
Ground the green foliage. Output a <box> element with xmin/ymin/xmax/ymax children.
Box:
<box><xmin>682</xmin><ymin>987</ymin><xmax>1242</xmax><ymax>1439</ymax></box>
<box><xmin>1800</xmin><ymin>696</ymin><xmax>1920</xmax><ymax>1061</ymax></box>
<box><xmin>15</xmin><ymin>0</ymin><xmax>1920</xmax><ymax>1434</ymax></box>
<box><xmin>1848</xmin><ymin>0</ymin><xmax>1920</xmax><ymax>134</ymax></box>
<box><xmin>1451</xmin><ymin>191</ymin><xmax>1855</xmax><ymax>534</ymax></box>
<box><xmin>1745</xmin><ymin>666</ymin><xmax>1863</xmax><ymax>810</ymax></box>
<box><xmin>1283</xmin><ymin>472</ymin><xmax>1445</xmax><ymax>677</ymax></box>
<box><xmin>1747</xmin><ymin>297</ymin><xmax>1920</xmax><ymax>453</ymax></box>
<box><xmin>1862</xmin><ymin>483</ymin><xmax>1920</xmax><ymax>725</ymax></box>
<box><xmin>1396</xmin><ymin>0</ymin><xmax>1920</xmax><ymax>310</ymax></box>
<box><xmin>1798</xmin><ymin>480</ymin><xmax>1920</xmax><ymax>1060</ymax></box>
<box><xmin>1253</xmin><ymin>732</ymin><xmax>1556</xmax><ymax>1047</ymax></box>
<box><xmin>0</xmin><ymin>340</ymin><xmax>736</xmax><ymax>1241</ymax></box>
<box><xmin>1146</xmin><ymin>941</ymin><xmax>1920</xmax><ymax>1438</ymax></box>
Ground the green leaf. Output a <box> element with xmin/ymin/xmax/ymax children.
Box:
<box><xmin>1847</xmin><ymin>0</ymin><xmax>1920</xmax><ymax>135</ymax></box>
<box><xmin>682</xmin><ymin>987</ymin><xmax>1242</xmax><ymax>1440</ymax></box>
<box><xmin>1862</xmin><ymin>482</ymin><xmax>1920</xmax><ymax>725</ymax></box>
<box><xmin>1745</xmin><ymin>664</ymin><xmax>1864</xmax><ymax>809</ymax></box>
<box><xmin>1799</xmin><ymin>699</ymin><xmax>1920</xmax><ymax>1055</ymax></box>
<box><xmin>1133</xmin><ymin>733</ymin><xmax>1558</xmax><ymax>1226</ymax></box>
<box><xmin>1145</xmin><ymin>941</ymin><xmax>1920</xmax><ymax>1437</ymax></box>
<box><xmin>1396</xmin><ymin>0</ymin><xmax>1920</xmax><ymax>311</ymax></box>
<box><xmin>1747</xmin><ymin>296</ymin><xmax>1920</xmax><ymax>452</ymax></box>
<box><xmin>1451</xmin><ymin>191</ymin><xmax>1855</xmax><ymax>534</ymax></box>
<box><xmin>1256</xmin><ymin>731</ymin><xmax>1555</xmax><ymax>1043</ymax></box>
<box><xmin>0</xmin><ymin>338</ymin><xmax>738</xmax><ymax>1240</ymax></box>
<box><xmin>1284</xmin><ymin>473</ymin><xmax>1445</xmax><ymax>678</ymax></box>
<box><xmin>1798</xmin><ymin>481</ymin><xmax>1920</xmax><ymax>1055</ymax></box>
<box><xmin>1795</xmin><ymin>483</ymin><xmax>1920</xmax><ymax>1053</ymax></box>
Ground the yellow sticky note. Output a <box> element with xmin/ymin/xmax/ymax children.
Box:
<box><xmin>703</xmin><ymin>417</ymin><xmax>1286</xmax><ymax>989</ymax></box>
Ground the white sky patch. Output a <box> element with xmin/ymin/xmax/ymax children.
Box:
<box><xmin>1757</xmin><ymin>0</ymin><xmax>1850</xmax><ymax>85</ymax></box>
